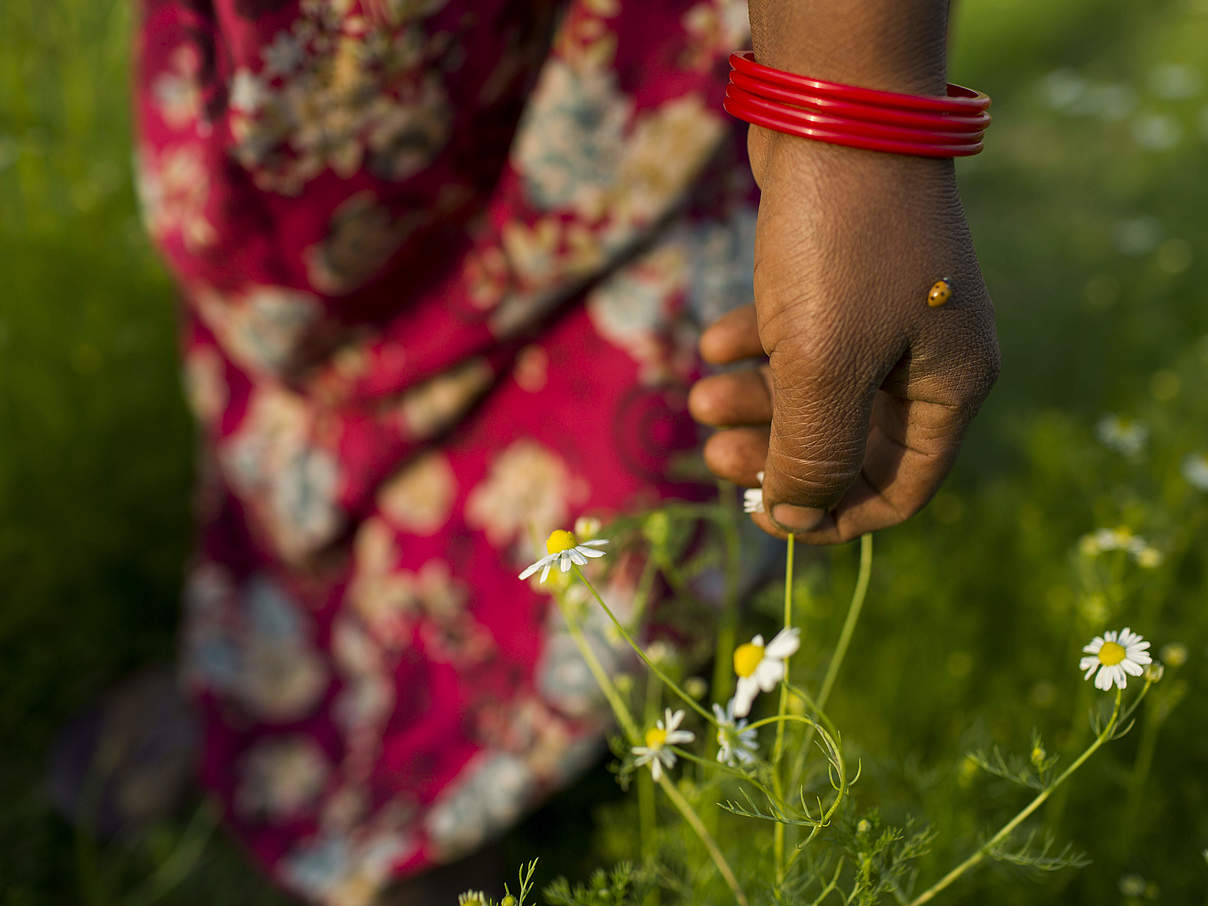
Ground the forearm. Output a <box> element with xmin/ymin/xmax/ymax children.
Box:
<box><xmin>748</xmin><ymin>0</ymin><xmax>950</xmax><ymax>95</ymax></box>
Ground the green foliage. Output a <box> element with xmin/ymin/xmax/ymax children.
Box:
<box><xmin>543</xmin><ymin>863</ymin><xmax>655</xmax><ymax>906</ymax></box>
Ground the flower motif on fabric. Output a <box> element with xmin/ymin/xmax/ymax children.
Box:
<box><xmin>466</xmin><ymin>439</ymin><xmax>588</xmax><ymax>549</ymax></box>
<box><xmin>236</xmin><ymin>737</ymin><xmax>330</xmax><ymax>822</ymax></box>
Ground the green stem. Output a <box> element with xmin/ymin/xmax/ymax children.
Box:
<box><xmin>573</xmin><ymin>566</ymin><xmax>716</xmax><ymax>727</ymax></box>
<box><xmin>773</xmin><ymin>533</ymin><xmax>796</xmax><ymax>887</ymax></box>
<box><xmin>657</xmin><ymin>775</ymin><xmax>750</xmax><ymax>906</ymax></box>
<box><xmin>790</xmin><ymin>533</ymin><xmax>873</xmax><ymax>791</ymax></box>
<box><xmin>639</xmin><ymin>672</ymin><xmax>660</xmax><ymax>859</ymax></box>
<box><xmin>555</xmin><ymin>592</ymin><xmax>747</xmax><ymax>906</ymax></box>
<box><xmin>907</xmin><ymin>688</ymin><xmax>1126</xmax><ymax>906</ymax></box>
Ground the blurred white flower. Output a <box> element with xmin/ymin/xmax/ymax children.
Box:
<box><xmin>1132</xmin><ymin>113</ymin><xmax>1183</xmax><ymax>151</ymax></box>
<box><xmin>632</xmin><ymin>708</ymin><xmax>694</xmax><ymax>780</ymax></box>
<box><xmin>1149</xmin><ymin>63</ymin><xmax>1202</xmax><ymax>99</ymax></box>
<box><xmin>732</xmin><ymin>627</ymin><xmax>801</xmax><ymax>717</ymax></box>
<box><xmin>1096</xmin><ymin>414</ymin><xmax>1148</xmax><ymax>455</ymax></box>
<box><xmin>1182</xmin><ymin>453</ymin><xmax>1208</xmax><ymax>490</ymax></box>
<box><xmin>1080</xmin><ymin>627</ymin><xmax>1152</xmax><ymax>691</ymax></box>
<box><xmin>518</xmin><ymin>530</ymin><xmax>607</xmax><ymax>583</ymax></box>
<box><xmin>712</xmin><ymin>698</ymin><xmax>758</xmax><ymax>767</ymax></box>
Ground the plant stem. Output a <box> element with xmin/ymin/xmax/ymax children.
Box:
<box><xmin>573</xmin><ymin>567</ymin><xmax>716</xmax><ymax>727</ymax></box>
<box><xmin>657</xmin><ymin>775</ymin><xmax>750</xmax><ymax>906</ymax></box>
<box><xmin>772</xmin><ymin>533</ymin><xmax>796</xmax><ymax>887</ymax></box>
<box><xmin>789</xmin><ymin>533</ymin><xmax>873</xmax><ymax>791</ymax></box>
<box><xmin>907</xmin><ymin>688</ymin><xmax>1125</xmax><ymax>906</ymax></box>
<box><xmin>556</xmin><ymin>587</ymin><xmax>747</xmax><ymax>906</ymax></box>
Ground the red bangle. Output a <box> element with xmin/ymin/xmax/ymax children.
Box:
<box><xmin>725</xmin><ymin>84</ymin><xmax>985</xmax><ymax>146</ymax></box>
<box><xmin>730</xmin><ymin>52</ymin><xmax>990</xmax><ymax>114</ymax></box>
<box><xmin>729</xmin><ymin>70</ymin><xmax>991</xmax><ymax>133</ymax></box>
<box><xmin>724</xmin><ymin>51</ymin><xmax>992</xmax><ymax>159</ymax></box>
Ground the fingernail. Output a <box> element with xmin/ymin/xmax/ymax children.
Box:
<box><xmin>770</xmin><ymin>503</ymin><xmax>827</xmax><ymax>534</ymax></box>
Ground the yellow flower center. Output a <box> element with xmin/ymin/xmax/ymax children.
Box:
<box><xmin>1098</xmin><ymin>640</ymin><xmax>1126</xmax><ymax>666</ymax></box>
<box><xmin>733</xmin><ymin>642</ymin><xmax>765</xmax><ymax>678</ymax></box>
<box><xmin>546</xmin><ymin>530</ymin><xmax>576</xmax><ymax>555</ymax></box>
<box><xmin>645</xmin><ymin>727</ymin><xmax>668</xmax><ymax>749</ymax></box>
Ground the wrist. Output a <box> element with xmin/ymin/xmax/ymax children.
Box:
<box><xmin>749</xmin><ymin>1</ymin><xmax>950</xmax><ymax>96</ymax></box>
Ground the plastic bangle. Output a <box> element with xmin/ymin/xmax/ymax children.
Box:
<box><xmin>730</xmin><ymin>51</ymin><xmax>990</xmax><ymax>114</ymax></box>
<box><xmin>729</xmin><ymin>70</ymin><xmax>991</xmax><ymax>133</ymax></box>
<box><xmin>724</xmin><ymin>83</ymin><xmax>984</xmax><ymax>146</ymax></box>
<box><xmin>722</xmin><ymin>92</ymin><xmax>985</xmax><ymax>158</ymax></box>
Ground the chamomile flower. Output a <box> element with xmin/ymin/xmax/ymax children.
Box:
<box><xmin>743</xmin><ymin>471</ymin><xmax>765</xmax><ymax>514</ymax></box>
<box><xmin>518</xmin><ymin>530</ymin><xmax>607</xmax><ymax>583</ymax></box>
<box><xmin>732</xmin><ymin>627</ymin><xmax>801</xmax><ymax>717</ymax></box>
<box><xmin>458</xmin><ymin>891</ymin><xmax>487</xmax><ymax>906</ymax></box>
<box><xmin>1096</xmin><ymin>414</ymin><xmax>1147</xmax><ymax>456</ymax></box>
<box><xmin>1182</xmin><ymin>452</ymin><xmax>1208</xmax><ymax>491</ymax></box>
<box><xmin>632</xmin><ymin>708</ymin><xmax>694</xmax><ymax>781</ymax></box>
<box><xmin>712</xmin><ymin>698</ymin><xmax>758</xmax><ymax>767</ymax></box>
<box><xmin>1080</xmin><ymin>627</ymin><xmax>1152</xmax><ymax>691</ymax></box>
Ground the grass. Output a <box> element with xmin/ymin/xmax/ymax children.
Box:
<box><xmin>1</xmin><ymin>0</ymin><xmax>1206</xmax><ymax>902</ymax></box>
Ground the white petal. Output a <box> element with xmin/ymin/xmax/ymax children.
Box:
<box><xmin>1130</xmin><ymin>649</ymin><xmax>1153</xmax><ymax>665</ymax></box>
<box><xmin>518</xmin><ymin>561</ymin><xmax>542</xmax><ymax>580</ymax></box>
<box><xmin>559</xmin><ymin>555</ymin><xmax>573</xmax><ymax>573</ymax></box>
<box><xmin>1113</xmin><ymin>666</ymin><xmax>1128</xmax><ymax>689</ymax></box>
<box><xmin>755</xmin><ymin>659</ymin><xmax>785</xmax><ymax>692</ymax></box>
<box><xmin>568</xmin><ymin>549</ymin><xmax>588</xmax><ymax>566</ymax></box>
<box><xmin>765</xmin><ymin>627</ymin><xmax>801</xmax><ymax>659</ymax></box>
<box><xmin>578</xmin><ymin>546</ymin><xmax>607</xmax><ymax>558</ymax></box>
<box><xmin>667</xmin><ymin>730</ymin><xmax>695</xmax><ymax>745</ymax></box>
<box><xmin>1083</xmin><ymin>638</ymin><xmax>1104</xmax><ymax>654</ymax></box>
<box><xmin>540</xmin><ymin>564</ymin><xmax>551</xmax><ymax>583</ymax></box>
<box><xmin>582</xmin><ymin>539</ymin><xmax>609</xmax><ymax>548</ymax></box>
<box><xmin>663</xmin><ymin>709</ymin><xmax>684</xmax><ymax>732</ymax></box>
<box><xmin>750</xmin><ymin>634</ymin><xmax>765</xmax><ymax>648</ymax></box>
<box><xmin>1094</xmin><ymin>667</ymin><xmax>1113</xmax><ymax>691</ymax></box>
<box><xmin>1079</xmin><ymin>656</ymin><xmax>1099</xmax><ymax>672</ymax></box>
<box><xmin>1104</xmin><ymin>630</ymin><xmax>1118</xmax><ymax>642</ymax></box>
<box><xmin>733</xmin><ymin>678</ymin><xmax>758</xmax><ymax>718</ymax></box>
<box><xmin>1121</xmin><ymin>659</ymin><xmax>1144</xmax><ymax>676</ymax></box>
<box><xmin>649</xmin><ymin>758</ymin><xmax>662</xmax><ymax>781</ymax></box>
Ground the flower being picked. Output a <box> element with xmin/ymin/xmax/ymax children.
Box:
<box><xmin>632</xmin><ymin>708</ymin><xmax>694</xmax><ymax>781</ymax></box>
<box><xmin>743</xmin><ymin>471</ymin><xmax>765</xmax><ymax>514</ymax></box>
<box><xmin>732</xmin><ymin>627</ymin><xmax>801</xmax><ymax>717</ymax></box>
<box><xmin>1080</xmin><ymin>627</ymin><xmax>1152</xmax><ymax>691</ymax></box>
<box><xmin>518</xmin><ymin>529</ymin><xmax>607</xmax><ymax>583</ymax></box>
<box><xmin>712</xmin><ymin>698</ymin><xmax>758</xmax><ymax>767</ymax></box>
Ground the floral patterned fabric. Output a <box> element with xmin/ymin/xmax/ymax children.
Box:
<box><xmin>136</xmin><ymin>0</ymin><xmax>756</xmax><ymax>901</ymax></box>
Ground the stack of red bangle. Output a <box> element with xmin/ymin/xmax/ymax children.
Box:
<box><xmin>723</xmin><ymin>51</ymin><xmax>991</xmax><ymax>158</ymax></box>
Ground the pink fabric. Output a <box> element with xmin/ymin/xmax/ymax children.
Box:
<box><xmin>135</xmin><ymin>0</ymin><xmax>756</xmax><ymax>900</ymax></box>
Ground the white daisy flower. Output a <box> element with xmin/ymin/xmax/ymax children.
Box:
<box><xmin>457</xmin><ymin>891</ymin><xmax>487</xmax><ymax>906</ymax></box>
<box><xmin>712</xmin><ymin>698</ymin><xmax>759</xmax><ymax>767</ymax></box>
<box><xmin>1080</xmin><ymin>627</ymin><xmax>1152</xmax><ymax>691</ymax></box>
<box><xmin>631</xmin><ymin>708</ymin><xmax>694</xmax><ymax>781</ymax></box>
<box><xmin>517</xmin><ymin>529</ymin><xmax>608</xmax><ymax>583</ymax></box>
<box><xmin>732</xmin><ymin>627</ymin><xmax>801</xmax><ymax>717</ymax></box>
<box><xmin>1182</xmin><ymin>452</ymin><xmax>1208</xmax><ymax>491</ymax></box>
<box><xmin>743</xmin><ymin>471</ymin><xmax>765</xmax><ymax>514</ymax></box>
<box><xmin>1096</xmin><ymin>414</ymin><xmax>1147</xmax><ymax>456</ymax></box>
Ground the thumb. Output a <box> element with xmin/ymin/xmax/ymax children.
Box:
<box><xmin>761</xmin><ymin>340</ymin><xmax>882</xmax><ymax>534</ymax></box>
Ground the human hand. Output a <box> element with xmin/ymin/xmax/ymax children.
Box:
<box><xmin>689</xmin><ymin>128</ymin><xmax>1000</xmax><ymax>543</ymax></box>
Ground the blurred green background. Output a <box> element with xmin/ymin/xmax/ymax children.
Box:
<box><xmin>1</xmin><ymin>0</ymin><xmax>1206</xmax><ymax>903</ymax></box>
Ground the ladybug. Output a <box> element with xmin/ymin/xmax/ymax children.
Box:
<box><xmin>927</xmin><ymin>279</ymin><xmax>952</xmax><ymax>308</ymax></box>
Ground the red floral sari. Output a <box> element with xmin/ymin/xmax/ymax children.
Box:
<box><xmin>135</xmin><ymin>0</ymin><xmax>755</xmax><ymax>900</ymax></box>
